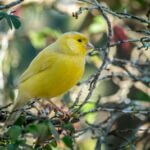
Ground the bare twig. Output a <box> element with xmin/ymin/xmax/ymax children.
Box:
<box><xmin>0</xmin><ymin>0</ymin><xmax>24</xmax><ymax>10</ymax></box>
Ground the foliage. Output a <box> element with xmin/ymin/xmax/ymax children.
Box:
<box><xmin>0</xmin><ymin>12</ymin><xmax>21</xmax><ymax>29</ymax></box>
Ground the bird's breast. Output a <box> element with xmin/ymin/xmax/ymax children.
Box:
<box><xmin>20</xmin><ymin>55</ymin><xmax>85</xmax><ymax>98</ymax></box>
<box><xmin>46</xmin><ymin>55</ymin><xmax>85</xmax><ymax>97</ymax></box>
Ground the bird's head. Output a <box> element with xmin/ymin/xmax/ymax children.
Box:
<box><xmin>56</xmin><ymin>32</ymin><xmax>94</xmax><ymax>56</ymax></box>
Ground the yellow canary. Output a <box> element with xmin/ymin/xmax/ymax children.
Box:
<box><xmin>6</xmin><ymin>32</ymin><xmax>93</xmax><ymax>125</ymax></box>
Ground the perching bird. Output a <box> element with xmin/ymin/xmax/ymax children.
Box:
<box><xmin>6</xmin><ymin>32</ymin><xmax>94</xmax><ymax>125</ymax></box>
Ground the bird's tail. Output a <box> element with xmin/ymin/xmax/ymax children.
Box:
<box><xmin>5</xmin><ymin>93</ymin><xmax>28</xmax><ymax>126</ymax></box>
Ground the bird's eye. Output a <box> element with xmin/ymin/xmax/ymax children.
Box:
<box><xmin>77</xmin><ymin>39</ymin><xmax>82</xmax><ymax>42</ymax></box>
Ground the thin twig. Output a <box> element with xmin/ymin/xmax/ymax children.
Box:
<box><xmin>0</xmin><ymin>0</ymin><xmax>24</xmax><ymax>10</ymax></box>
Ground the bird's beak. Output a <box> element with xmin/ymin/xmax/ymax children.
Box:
<box><xmin>86</xmin><ymin>42</ymin><xmax>94</xmax><ymax>50</ymax></box>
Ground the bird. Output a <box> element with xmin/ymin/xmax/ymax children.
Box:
<box><xmin>5</xmin><ymin>32</ymin><xmax>94</xmax><ymax>125</ymax></box>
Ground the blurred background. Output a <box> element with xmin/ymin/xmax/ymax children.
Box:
<box><xmin>0</xmin><ymin>0</ymin><xmax>149</xmax><ymax>150</ymax></box>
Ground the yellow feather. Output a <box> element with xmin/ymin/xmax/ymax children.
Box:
<box><xmin>5</xmin><ymin>32</ymin><xmax>93</xmax><ymax>125</ymax></box>
<box><xmin>19</xmin><ymin>52</ymin><xmax>85</xmax><ymax>98</ymax></box>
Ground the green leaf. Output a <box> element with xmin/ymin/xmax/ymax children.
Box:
<box><xmin>0</xmin><ymin>146</ymin><xmax>7</xmax><ymax>150</ymax></box>
<box><xmin>48</xmin><ymin>121</ymin><xmax>59</xmax><ymax>141</ymax></box>
<box><xmin>0</xmin><ymin>12</ymin><xmax>21</xmax><ymax>29</ymax></box>
<box><xmin>15</xmin><ymin>139</ymin><xmax>26</xmax><ymax>146</ymax></box>
<box><xmin>50</xmin><ymin>140</ymin><xmax>57</xmax><ymax>147</ymax></box>
<box><xmin>5</xmin><ymin>15</ymin><xmax>13</xmax><ymax>29</ymax></box>
<box><xmin>135</xmin><ymin>0</ymin><xmax>146</xmax><ymax>6</ymax></box>
<box><xmin>128</xmin><ymin>87</ymin><xmax>150</xmax><ymax>102</ymax></box>
<box><xmin>63</xmin><ymin>136</ymin><xmax>73</xmax><ymax>149</ymax></box>
<box><xmin>0</xmin><ymin>12</ymin><xmax>6</xmax><ymax>20</ymax></box>
<box><xmin>9</xmin><ymin>15</ymin><xmax>21</xmax><ymax>29</ymax></box>
<box><xmin>44</xmin><ymin>141</ymin><xmax>58</xmax><ymax>150</ymax></box>
<box><xmin>29</xmin><ymin>27</ymin><xmax>61</xmax><ymax>49</ymax></box>
<box><xmin>7</xmin><ymin>125</ymin><xmax>22</xmax><ymax>140</ymax></box>
<box><xmin>8</xmin><ymin>144</ymin><xmax>16</xmax><ymax>150</ymax></box>
<box><xmin>81</xmin><ymin>102</ymin><xmax>96</xmax><ymax>123</ymax></box>
<box><xmin>89</xmin><ymin>16</ymin><xmax>107</xmax><ymax>33</ymax></box>
<box><xmin>26</xmin><ymin>124</ymin><xmax>39</xmax><ymax>135</ymax></box>
<box><xmin>29</xmin><ymin>31</ymin><xmax>47</xmax><ymax>48</ymax></box>
<box><xmin>63</xmin><ymin>123</ymin><xmax>75</xmax><ymax>133</ymax></box>
<box><xmin>44</xmin><ymin>144</ymin><xmax>52</xmax><ymax>150</ymax></box>
<box><xmin>15</xmin><ymin>115</ymin><xmax>26</xmax><ymax>125</ymax></box>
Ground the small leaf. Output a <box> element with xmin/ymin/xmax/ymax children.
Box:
<box><xmin>128</xmin><ymin>86</ymin><xmax>150</xmax><ymax>102</ymax></box>
<box><xmin>48</xmin><ymin>121</ymin><xmax>59</xmax><ymax>141</ymax></box>
<box><xmin>63</xmin><ymin>136</ymin><xmax>73</xmax><ymax>149</ymax></box>
<box><xmin>0</xmin><ymin>12</ymin><xmax>21</xmax><ymax>29</ymax></box>
<box><xmin>9</xmin><ymin>15</ymin><xmax>21</xmax><ymax>29</ymax></box>
<box><xmin>15</xmin><ymin>115</ymin><xmax>26</xmax><ymax>125</ymax></box>
<box><xmin>7</xmin><ymin>126</ymin><xmax>22</xmax><ymax>140</ymax></box>
<box><xmin>0</xmin><ymin>12</ymin><xmax>6</xmax><ymax>20</ymax></box>
<box><xmin>89</xmin><ymin>16</ymin><xmax>107</xmax><ymax>33</ymax></box>
<box><xmin>44</xmin><ymin>144</ymin><xmax>52</xmax><ymax>150</ymax></box>
<box><xmin>8</xmin><ymin>144</ymin><xmax>16</xmax><ymax>150</ymax></box>
<box><xmin>50</xmin><ymin>140</ymin><xmax>57</xmax><ymax>147</ymax></box>
<box><xmin>5</xmin><ymin>15</ymin><xmax>13</xmax><ymax>29</ymax></box>
<box><xmin>63</xmin><ymin>123</ymin><xmax>75</xmax><ymax>133</ymax></box>
<box><xmin>81</xmin><ymin>102</ymin><xmax>96</xmax><ymax>123</ymax></box>
<box><xmin>26</xmin><ymin>124</ymin><xmax>38</xmax><ymax>135</ymax></box>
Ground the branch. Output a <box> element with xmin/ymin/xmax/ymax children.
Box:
<box><xmin>0</xmin><ymin>0</ymin><xmax>24</xmax><ymax>10</ymax></box>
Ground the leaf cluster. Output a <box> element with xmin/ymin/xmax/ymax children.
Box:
<box><xmin>0</xmin><ymin>111</ymin><xmax>75</xmax><ymax>150</ymax></box>
<box><xmin>0</xmin><ymin>12</ymin><xmax>21</xmax><ymax>29</ymax></box>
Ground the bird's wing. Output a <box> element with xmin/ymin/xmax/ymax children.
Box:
<box><xmin>19</xmin><ymin>48</ymin><xmax>58</xmax><ymax>83</ymax></box>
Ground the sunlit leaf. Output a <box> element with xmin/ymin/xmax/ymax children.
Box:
<box><xmin>81</xmin><ymin>102</ymin><xmax>96</xmax><ymax>123</ymax></box>
<box><xmin>29</xmin><ymin>27</ymin><xmax>61</xmax><ymax>49</ymax></box>
<box><xmin>89</xmin><ymin>16</ymin><xmax>107</xmax><ymax>33</ymax></box>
